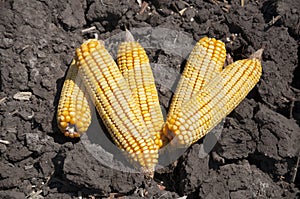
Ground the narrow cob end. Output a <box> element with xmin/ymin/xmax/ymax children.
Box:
<box><xmin>57</xmin><ymin>111</ymin><xmax>86</xmax><ymax>138</ymax></box>
<box><xmin>57</xmin><ymin>105</ymin><xmax>90</xmax><ymax>138</ymax></box>
<box><xmin>62</xmin><ymin>124</ymin><xmax>81</xmax><ymax>138</ymax></box>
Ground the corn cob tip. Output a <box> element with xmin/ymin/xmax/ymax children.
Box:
<box><xmin>125</xmin><ymin>29</ymin><xmax>135</xmax><ymax>42</ymax></box>
<box><xmin>62</xmin><ymin>124</ymin><xmax>81</xmax><ymax>138</ymax></box>
<box><xmin>78</xmin><ymin>39</ymin><xmax>105</xmax><ymax>51</ymax></box>
<box><xmin>249</xmin><ymin>48</ymin><xmax>264</xmax><ymax>61</ymax></box>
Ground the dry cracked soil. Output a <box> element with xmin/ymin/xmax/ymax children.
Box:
<box><xmin>0</xmin><ymin>0</ymin><xmax>300</xmax><ymax>198</ymax></box>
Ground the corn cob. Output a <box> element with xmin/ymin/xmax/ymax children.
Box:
<box><xmin>163</xmin><ymin>37</ymin><xmax>226</xmax><ymax>143</ymax></box>
<box><xmin>167</xmin><ymin>37</ymin><xmax>226</xmax><ymax>119</ymax></box>
<box><xmin>117</xmin><ymin>31</ymin><xmax>165</xmax><ymax>148</ymax></box>
<box><xmin>57</xmin><ymin>59</ymin><xmax>92</xmax><ymax>138</ymax></box>
<box><xmin>164</xmin><ymin>49</ymin><xmax>263</xmax><ymax>146</ymax></box>
<box><xmin>75</xmin><ymin>39</ymin><xmax>158</xmax><ymax>174</ymax></box>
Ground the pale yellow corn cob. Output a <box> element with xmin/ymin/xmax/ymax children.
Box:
<box><xmin>57</xmin><ymin>60</ymin><xmax>92</xmax><ymax>138</ymax></box>
<box><xmin>163</xmin><ymin>37</ymin><xmax>226</xmax><ymax>144</ymax></box>
<box><xmin>117</xmin><ymin>37</ymin><xmax>164</xmax><ymax>148</ymax></box>
<box><xmin>75</xmin><ymin>39</ymin><xmax>158</xmax><ymax>174</ymax></box>
<box><xmin>164</xmin><ymin>50</ymin><xmax>263</xmax><ymax>146</ymax></box>
<box><xmin>167</xmin><ymin>37</ymin><xmax>226</xmax><ymax>120</ymax></box>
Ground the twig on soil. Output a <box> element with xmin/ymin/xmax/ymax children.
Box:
<box><xmin>289</xmin><ymin>97</ymin><xmax>296</xmax><ymax>119</ymax></box>
<box><xmin>136</xmin><ymin>0</ymin><xmax>142</xmax><ymax>7</ymax></box>
<box><xmin>19</xmin><ymin>45</ymin><xmax>30</xmax><ymax>54</ymax></box>
<box><xmin>139</xmin><ymin>1</ymin><xmax>149</xmax><ymax>15</ymax></box>
<box><xmin>222</xmin><ymin>4</ymin><xmax>231</xmax><ymax>13</ymax></box>
<box><xmin>261</xmin><ymin>96</ymin><xmax>277</xmax><ymax>110</ymax></box>
<box><xmin>81</xmin><ymin>26</ymin><xmax>96</xmax><ymax>33</ymax></box>
<box><xmin>177</xmin><ymin>196</ymin><xmax>187</xmax><ymax>199</ymax></box>
<box><xmin>179</xmin><ymin>0</ymin><xmax>191</xmax><ymax>7</ymax></box>
<box><xmin>291</xmin><ymin>155</ymin><xmax>299</xmax><ymax>183</ymax></box>
<box><xmin>0</xmin><ymin>97</ymin><xmax>6</xmax><ymax>104</ymax></box>
<box><xmin>208</xmin><ymin>0</ymin><xmax>219</xmax><ymax>5</ymax></box>
<box><xmin>267</xmin><ymin>15</ymin><xmax>281</xmax><ymax>27</ymax></box>
<box><xmin>82</xmin><ymin>26</ymin><xmax>98</xmax><ymax>40</ymax></box>
<box><xmin>26</xmin><ymin>190</ymin><xmax>42</xmax><ymax>199</ymax></box>
<box><xmin>13</xmin><ymin>91</ymin><xmax>32</xmax><ymax>101</ymax></box>
<box><xmin>0</xmin><ymin>139</ymin><xmax>10</xmax><ymax>145</ymax></box>
<box><xmin>240</xmin><ymin>0</ymin><xmax>244</xmax><ymax>7</ymax></box>
<box><xmin>100</xmin><ymin>0</ymin><xmax>112</xmax><ymax>6</ymax></box>
<box><xmin>178</xmin><ymin>8</ymin><xmax>188</xmax><ymax>16</ymax></box>
<box><xmin>24</xmin><ymin>165</ymin><xmax>34</xmax><ymax>170</ymax></box>
<box><xmin>25</xmin><ymin>172</ymin><xmax>54</xmax><ymax>199</ymax></box>
<box><xmin>212</xmin><ymin>151</ymin><xmax>225</xmax><ymax>164</ymax></box>
<box><xmin>27</xmin><ymin>111</ymin><xmax>35</xmax><ymax>119</ymax></box>
<box><xmin>171</xmin><ymin>2</ymin><xmax>180</xmax><ymax>15</ymax></box>
<box><xmin>9</xmin><ymin>110</ymin><xmax>18</xmax><ymax>116</ymax></box>
<box><xmin>281</xmin><ymin>94</ymin><xmax>299</xmax><ymax>119</ymax></box>
<box><xmin>172</xmin><ymin>1</ymin><xmax>191</xmax><ymax>16</ymax></box>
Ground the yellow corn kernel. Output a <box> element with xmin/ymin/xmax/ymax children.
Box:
<box><xmin>75</xmin><ymin>39</ymin><xmax>158</xmax><ymax>175</ymax></box>
<box><xmin>163</xmin><ymin>37</ymin><xmax>226</xmax><ymax>144</ymax></box>
<box><xmin>164</xmin><ymin>49</ymin><xmax>263</xmax><ymax>147</ymax></box>
<box><xmin>57</xmin><ymin>60</ymin><xmax>92</xmax><ymax>138</ymax></box>
<box><xmin>117</xmin><ymin>31</ymin><xmax>164</xmax><ymax>148</ymax></box>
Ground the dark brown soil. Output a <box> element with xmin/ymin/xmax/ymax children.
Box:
<box><xmin>0</xmin><ymin>0</ymin><xmax>300</xmax><ymax>198</ymax></box>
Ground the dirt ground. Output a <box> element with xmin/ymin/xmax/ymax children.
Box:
<box><xmin>0</xmin><ymin>0</ymin><xmax>300</xmax><ymax>198</ymax></box>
